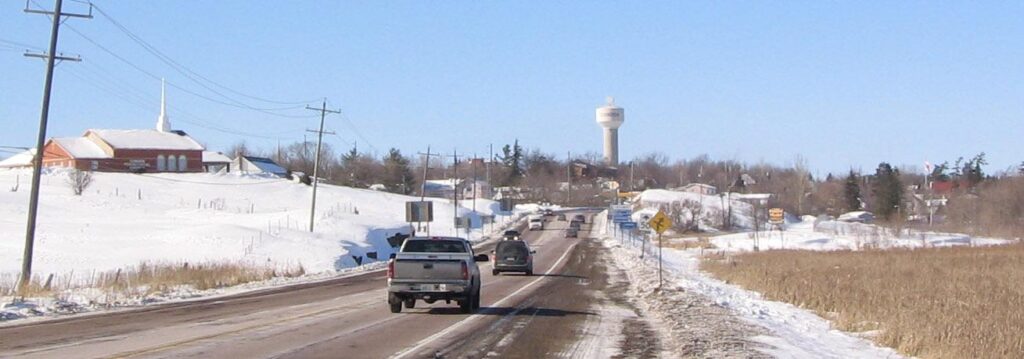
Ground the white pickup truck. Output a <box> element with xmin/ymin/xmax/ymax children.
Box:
<box><xmin>387</xmin><ymin>237</ymin><xmax>489</xmax><ymax>313</ymax></box>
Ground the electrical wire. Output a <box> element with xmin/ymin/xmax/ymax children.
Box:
<box><xmin>89</xmin><ymin>4</ymin><xmax>319</xmax><ymax>111</ymax></box>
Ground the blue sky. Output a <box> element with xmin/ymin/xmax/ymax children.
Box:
<box><xmin>2</xmin><ymin>1</ymin><xmax>1022</xmax><ymax>175</ymax></box>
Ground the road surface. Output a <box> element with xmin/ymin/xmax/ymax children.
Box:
<box><xmin>0</xmin><ymin>211</ymin><xmax>633</xmax><ymax>359</ymax></box>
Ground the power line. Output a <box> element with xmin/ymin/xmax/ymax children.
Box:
<box><xmin>88</xmin><ymin>4</ymin><xmax>318</xmax><ymax>111</ymax></box>
<box><xmin>63</xmin><ymin>65</ymin><xmax>304</xmax><ymax>141</ymax></box>
<box><xmin>0</xmin><ymin>38</ymin><xmax>44</xmax><ymax>50</ymax></box>
<box><xmin>62</xmin><ymin>23</ymin><xmax>317</xmax><ymax>118</ymax></box>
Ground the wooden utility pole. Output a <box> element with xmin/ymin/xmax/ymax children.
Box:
<box><xmin>566</xmin><ymin>151</ymin><xmax>572</xmax><ymax>205</ymax></box>
<box><xmin>20</xmin><ymin>0</ymin><xmax>91</xmax><ymax>292</ymax></box>
<box><xmin>417</xmin><ymin>146</ymin><xmax>441</xmax><ymax>235</ymax></box>
<box><xmin>305</xmin><ymin>99</ymin><xmax>340</xmax><ymax>232</ymax></box>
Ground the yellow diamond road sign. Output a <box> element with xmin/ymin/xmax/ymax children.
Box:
<box><xmin>648</xmin><ymin>210</ymin><xmax>672</xmax><ymax>234</ymax></box>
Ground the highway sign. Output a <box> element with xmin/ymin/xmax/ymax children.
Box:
<box><xmin>648</xmin><ymin>210</ymin><xmax>672</xmax><ymax>234</ymax></box>
<box><xmin>611</xmin><ymin>204</ymin><xmax>631</xmax><ymax>223</ymax></box>
<box><xmin>619</xmin><ymin>221</ymin><xmax>637</xmax><ymax>229</ymax></box>
<box><xmin>405</xmin><ymin>201</ymin><xmax>433</xmax><ymax>222</ymax></box>
<box><xmin>769</xmin><ymin>208</ymin><xmax>785</xmax><ymax>224</ymax></box>
<box><xmin>480</xmin><ymin>215</ymin><xmax>495</xmax><ymax>224</ymax></box>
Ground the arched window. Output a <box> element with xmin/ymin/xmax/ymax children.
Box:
<box><xmin>157</xmin><ymin>155</ymin><xmax>166</xmax><ymax>171</ymax></box>
<box><xmin>167</xmin><ymin>155</ymin><xmax>177</xmax><ymax>172</ymax></box>
<box><xmin>178</xmin><ymin>155</ymin><xmax>187</xmax><ymax>172</ymax></box>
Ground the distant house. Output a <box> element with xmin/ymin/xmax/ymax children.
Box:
<box><xmin>231</xmin><ymin>156</ymin><xmax>288</xmax><ymax>177</ymax></box>
<box><xmin>838</xmin><ymin>211</ymin><xmax>875</xmax><ymax>223</ymax></box>
<box><xmin>424</xmin><ymin>179</ymin><xmax>462</xmax><ymax>199</ymax></box>
<box><xmin>462</xmin><ymin>180</ymin><xmax>492</xmax><ymax>199</ymax></box>
<box><xmin>677</xmin><ymin>183</ymin><xmax>718</xmax><ymax>195</ymax></box>
<box><xmin>0</xmin><ymin>149</ymin><xmax>36</xmax><ymax>169</ymax></box>
<box><xmin>202</xmin><ymin>151</ymin><xmax>232</xmax><ymax>173</ymax></box>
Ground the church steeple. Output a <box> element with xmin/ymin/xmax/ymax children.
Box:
<box><xmin>156</xmin><ymin>78</ymin><xmax>171</xmax><ymax>132</ymax></box>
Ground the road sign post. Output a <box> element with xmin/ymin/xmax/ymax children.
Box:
<box><xmin>769</xmin><ymin>208</ymin><xmax>785</xmax><ymax>249</ymax></box>
<box><xmin>647</xmin><ymin>210</ymin><xmax>672</xmax><ymax>289</ymax></box>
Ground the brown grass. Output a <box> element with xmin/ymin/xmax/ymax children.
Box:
<box><xmin>2</xmin><ymin>261</ymin><xmax>305</xmax><ymax>298</ymax></box>
<box><xmin>663</xmin><ymin>236</ymin><xmax>717</xmax><ymax>250</ymax></box>
<box><xmin>702</xmin><ymin>243</ymin><xmax>1024</xmax><ymax>359</ymax></box>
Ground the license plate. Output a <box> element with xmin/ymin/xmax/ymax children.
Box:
<box><xmin>420</xmin><ymin>284</ymin><xmax>446</xmax><ymax>291</ymax></box>
<box><xmin>505</xmin><ymin>257</ymin><xmax>516</xmax><ymax>261</ymax></box>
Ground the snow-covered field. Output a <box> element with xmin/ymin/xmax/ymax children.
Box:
<box><xmin>0</xmin><ymin>168</ymin><xmax>519</xmax><ymax>278</ymax></box>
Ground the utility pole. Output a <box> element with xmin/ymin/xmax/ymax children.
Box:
<box><xmin>305</xmin><ymin>99</ymin><xmax>340</xmax><ymax>232</ymax></box>
<box><xmin>472</xmin><ymin>154</ymin><xmax>477</xmax><ymax>214</ymax></box>
<box><xmin>566</xmin><ymin>151</ymin><xmax>572</xmax><ymax>206</ymax></box>
<box><xmin>486</xmin><ymin>143</ymin><xmax>492</xmax><ymax>184</ymax></box>
<box><xmin>444</xmin><ymin>150</ymin><xmax>460</xmax><ymax>236</ymax></box>
<box><xmin>20</xmin><ymin>0</ymin><xmax>91</xmax><ymax>292</ymax></box>
<box><xmin>417</xmin><ymin>146</ymin><xmax>441</xmax><ymax>235</ymax></box>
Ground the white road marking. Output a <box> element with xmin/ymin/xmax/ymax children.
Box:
<box><xmin>390</xmin><ymin>242</ymin><xmax>578</xmax><ymax>359</ymax></box>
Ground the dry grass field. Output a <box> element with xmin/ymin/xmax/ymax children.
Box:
<box><xmin>2</xmin><ymin>261</ymin><xmax>305</xmax><ymax>297</ymax></box>
<box><xmin>702</xmin><ymin>242</ymin><xmax>1024</xmax><ymax>359</ymax></box>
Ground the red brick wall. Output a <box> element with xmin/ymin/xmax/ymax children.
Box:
<box><xmin>40</xmin><ymin>141</ymin><xmax>203</xmax><ymax>173</ymax></box>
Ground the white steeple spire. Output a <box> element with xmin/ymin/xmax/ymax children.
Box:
<box><xmin>156</xmin><ymin>78</ymin><xmax>171</xmax><ymax>132</ymax></box>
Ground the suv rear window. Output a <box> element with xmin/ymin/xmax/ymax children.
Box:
<box><xmin>401</xmin><ymin>240</ymin><xmax>467</xmax><ymax>253</ymax></box>
<box><xmin>496</xmin><ymin>241</ymin><xmax>528</xmax><ymax>257</ymax></box>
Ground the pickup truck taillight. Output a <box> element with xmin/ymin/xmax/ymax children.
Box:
<box><xmin>461</xmin><ymin>261</ymin><xmax>469</xmax><ymax>280</ymax></box>
<box><xmin>387</xmin><ymin>259</ymin><xmax>395</xmax><ymax>279</ymax></box>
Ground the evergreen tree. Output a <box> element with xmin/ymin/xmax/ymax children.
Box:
<box><xmin>383</xmin><ymin>148</ymin><xmax>415</xmax><ymax>194</ymax></box>
<box><xmin>963</xmin><ymin>152</ymin><xmax>987</xmax><ymax>186</ymax></box>
<box><xmin>871</xmin><ymin>162</ymin><xmax>904</xmax><ymax>220</ymax></box>
<box><xmin>843</xmin><ymin>170</ymin><xmax>862</xmax><ymax>211</ymax></box>
<box><xmin>499</xmin><ymin>139</ymin><xmax>524</xmax><ymax>186</ymax></box>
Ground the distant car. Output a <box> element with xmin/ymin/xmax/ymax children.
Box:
<box><xmin>565</xmin><ymin>228</ymin><xmax>578</xmax><ymax>238</ymax></box>
<box><xmin>528</xmin><ymin>216</ymin><xmax>544</xmax><ymax>230</ymax></box>
<box><xmin>542</xmin><ymin>209</ymin><xmax>554</xmax><ymax>216</ymax></box>
<box><xmin>503</xmin><ymin>230</ymin><xmax>521</xmax><ymax>240</ymax></box>
<box><xmin>557</xmin><ymin>214</ymin><xmax>566</xmax><ymax>221</ymax></box>
<box><xmin>492</xmin><ymin>239</ymin><xmax>535</xmax><ymax>276</ymax></box>
<box><xmin>572</xmin><ymin>214</ymin><xmax>586</xmax><ymax>224</ymax></box>
<box><xmin>569</xmin><ymin>220</ymin><xmax>582</xmax><ymax>230</ymax></box>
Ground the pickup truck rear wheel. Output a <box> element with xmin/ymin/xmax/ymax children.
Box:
<box><xmin>403</xmin><ymin>299</ymin><xmax>415</xmax><ymax>309</ymax></box>
<box><xmin>472</xmin><ymin>289</ymin><xmax>481</xmax><ymax>310</ymax></box>
<box><xmin>459</xmin><ymin>295</ymin><xmax>473</xmax><ymax>313</ymax></box>
<box><xmin>492</xmin><ymin>269</ymin><xmax>499</xmax><ymax>276</ymax></box>
<box><xmin>389</xmin><ymin>301</ymin><xmax>402</xmax><ymax>313</ymax></box>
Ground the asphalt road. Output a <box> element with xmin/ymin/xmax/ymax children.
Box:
<box><xmin>0</xmin><ymin>212</ymin><xmax>600</xmax><ymax>359</ymax></box>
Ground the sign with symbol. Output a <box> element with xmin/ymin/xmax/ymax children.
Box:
<box><xmin>769</xmin><ymin>208</ymin><xmax>785</xmax><ymax>224</ymax></box>
<box><xmin>648</xmin><ymin>210</ymin><xmax>672</xmax><ymax>234</ymax></box>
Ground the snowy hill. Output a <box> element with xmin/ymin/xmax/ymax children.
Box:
<box><xmin>0</xmin><ymin>168</ymin><xmax>511</xmax><ymax>279</ymax></box>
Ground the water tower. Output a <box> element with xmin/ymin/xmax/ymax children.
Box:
<box><xmin>595</xmin><ymin>97</ymin><xmax>624</xmax><ymax>166</ymax></box>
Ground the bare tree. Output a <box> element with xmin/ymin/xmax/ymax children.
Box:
<box><xmin>67</xmin><ymin>168</ymin><xmax>93</xmax><ymax>196</ymax></box>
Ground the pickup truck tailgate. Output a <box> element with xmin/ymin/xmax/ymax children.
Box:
<box><xmin>393</xmin><ymin>254</ymin><xmax>465</xmax><ymax>281</ymax></box>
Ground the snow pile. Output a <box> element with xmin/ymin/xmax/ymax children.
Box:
<box><xmin>637</xmin><ymin>189</ymin><xmax>757</xmax><ymax>230</ymax></box>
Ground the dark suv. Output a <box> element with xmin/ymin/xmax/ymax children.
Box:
<box><xmin>491</xmin><ymin>240</ymin><xmax>535</xmax><ymax>276</ymax></box>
